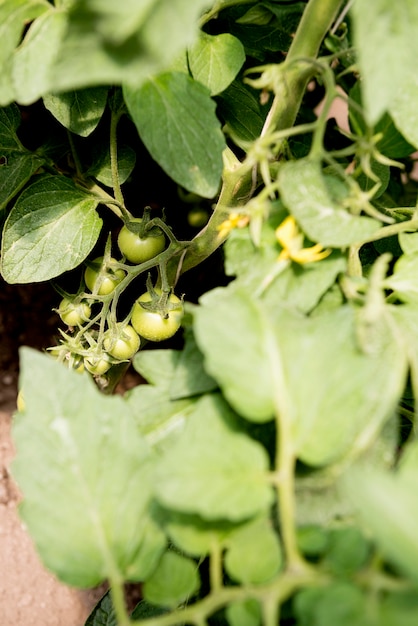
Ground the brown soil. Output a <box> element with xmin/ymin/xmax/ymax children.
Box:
<box><xmin>0</xmin><ymin>281</ymin><xmax>107</xmax><ymax>626</ymax></box>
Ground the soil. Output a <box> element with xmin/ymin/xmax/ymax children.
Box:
<box><xmin>0</xmin><ymin>280</ymin><xmax>114</xmax><ymax>626</ymax></box>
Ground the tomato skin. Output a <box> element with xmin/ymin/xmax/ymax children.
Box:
<box><xmin>84</xmin><ymin>257</ymin><xmax>125</xmax><ymax>295</ymax></box>
<box><xmin>58</xmin><ymin>297</ymin><xmax>91</xmax><ymax>326</ymax></box>
<box><xmin>131</xmin><ymin>291</ymin><xmax>184</xmax><ymax>342</ymax></box>
<box><xmin>117</xmin><ymin>218</ymin><xmax>165</xmax><ymax>264</ymax></box>
<box><xmin>104</xmin><ymin>324</ymin><xmax>140</xmax><ymax>360</ymax></box>
<box><xmin>84</xmin><ymin>355</ymin><xmax>112</xmax><ymax>375</ymax></box>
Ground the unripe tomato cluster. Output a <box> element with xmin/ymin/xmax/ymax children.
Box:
<box><xmin>50</xmin><ymin>217</ymin><xmax>184</xmax><ymax>379</ymax></box>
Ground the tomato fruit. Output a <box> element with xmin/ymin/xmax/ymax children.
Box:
<box><xmin>84</xmin><ymin>354</ymin><xmax>112</xmax><ymax>375</ymax></box>
<box><xmin>84</xmin><ymin>257</ymin><xmax>125</xmax><ymax>295</ymax></box>
<box><xmin>131</xmin><ymin>291</ymin><xmax>184</xmax><ymax>342</ymax></box>
<box><xmin>117</xmin><ymin>218</ymin><xmax>165</xmax><ymax>264</ymax></box>
<box><xmin>104</xmin><ymin>323</ymin><xmax>140</xmax><ymax>360</ymax></box>
<box><xmin>58</xmin><ymin>297</ymin><xmax>91</xmax><ymax>326</ymax></box>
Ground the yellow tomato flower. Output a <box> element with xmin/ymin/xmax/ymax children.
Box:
<box><xmin>217</xmin><ymin>212</ymin><xmax>249</xmax><ymax>239</ymax></box>
<box><xmin>275</xmin><ymin>216</ymin><xmax>331</xmax><ymax>264</ymax></box>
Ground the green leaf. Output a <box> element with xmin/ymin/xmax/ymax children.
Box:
<box><xmin>195</xmin><ymin>289</ymin><xmax>407</xmax><ymax>465</ymax></box>
<box><xmin>278</xmin><ymin>159</ymin><xmax>381</xmax><ymax>247</ymax></box>
<box><xmin>85</xmin><ymin>591</ymin><xmax>117</xmax><ymax>626</ymax></box>
<box><xmin>216</xmin><ymin>80</ymin><xmax>266</xmax><ymax>146</ymax></box>
<box><xmin>352</xmin><ymin>0</ymin><xmax>418</xmax><ymax>124</ymax></box>
<box><xmin>226</xmin><ymin>600</ymin><xmax>262</xmax><ymax>626</ymax></box>
<box><xmin>194</xmin><ymin>288</ymin><xmax>277</xmax><ymax>422</ymax></box>
<box><xmin>87</xmin><ymin>143</ymin><xmax>137</xmax><ymax>187</ymax></box>
<box><xmin>164</xmin><ymin>511</ymin><xmax>236</xmax><ymax>557</ymax></box>
<box><xmin>399</xmin><ymin>232</ymin><xmax>418</xmax><ymax>255</ymax></box>
<box><xmin>142</xmin><ymin>551</ymin><xmax>200</xmax><ymax>608</ymax></box>
<box><xmin>123</xmin><ymin>72</ymin><xmax>225</xmax><ymax>197</ymax></box>
<box><xmin>0</xmin><ymin>104</ymin><xmax>46</xmax><ymax>213</ymax></box>
<box><xmin>12</xmin><ymin>348</ymin><xmax>164</xmax><ymax>587</ymax></box>
<box><xmin>154</xmin><ymin>394</ymin><xmax>273</xmax><ymax>521</ymax></box>
<box><xmin>1</xmin><ymin>174</ymin><xmax>102</xmax><ymax>283</ymax></box>
<box><xmin>322</xmin><ymin>527</ymin><xmax>370</xmax><ymax>577</ymax></box>
<box><xmin>0</xmin><ymin>0</ymin><xmax>49</xmax><ymax>105</ymax></box>
<box><xmin>49</xmin><ymin>0</ymin><xmax>212</xmax><ymax>92</ymax></box>
<box><xmin>294</xmin><ymin>583</ymin><xmax>370</xmax><ymax>626</ymax></box>
<box><xmin>341</xmin><ymin>459</ymin><xmax>418</xmax><ymax>584</ymax></box>
<box><xmin>224</xmin><ymin>516</ymin><xmax>283</xmax><ymax>584</ymax></box>
<box><xmin>380</xmin><ymin>591</ymin><xmax>418</xmax><ymax>626</ymax></box>
<box><xmin>12</xmin><ymin>8</ymin><xmax>68</xmax><ymax>105</ymax></box>
<box><xmin>188</xmin><ymin>32</ymin><xmax>245</xmax><ymax>95</ymax></box>
<box><xmin>389</xmin><ymin>73</ymin><xmax>418</xmax><ymax>150</ymax></box>
<box><xmin>385</xmin><ymin>253</ymin><xmax>418</xmax><ymax>304</ymax></box>
<box><xmin>43</xmin><ymin>87</ymin><xmax>108</xmax><ymax>137</ymax></box>
<box><xmin>169</xmin><ymin>330</ymin><xmax>218</xmax><ymax>399</ymax></box>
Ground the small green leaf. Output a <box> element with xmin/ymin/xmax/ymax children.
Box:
<box><xmin>278</xmin><ymin>159</ymin><xmax>381</xmax><ymax>247</ymax></box>
<box><xmin>154</xmin><ymin>394</ymin><xmax>273</xmax><ymax>521</ymax></box>
<box><xmin>224</xmin><ymin>516</ymin><xmax>283</xmax><ymax>584</ymax></box>
<box><xmin>85</xmin><ymin>591</ymin><xmax>117</xmax><ymax>626</ymax></box>
<box><xmin>0</xmin><ymin>104</ymin><xmax>46</xmax><ymax>213</ymax></box>
<box><xmin>385</xmin><ymin>253</ymin><xmax>418</xmax><ymax>304</ymax></box>
<box><xmin>123</xmin><ymin>72</ymin><xmax>225</xmax><ymax>197</ymax></box>
<box><xmin>294</xmin><ymin>583</ymin><xmax>369</xmax><ymax>626</ymax></box>
<box><xmin>164</xmin><ymin>511</ymin><xmax>236</xmax><ymax>557</ymax></box>
<box><xmin>142</xmin><ymin>551</ymin><xmax>200</xmax><ymax>608</ymax></box>
<box><xmin>12</xmin><ymin>348</ymin><xmax>162</xmax><ymax>587</ymax></box>
<box><xmin>1</xmin><ymin>174</ymin><xmax>102</xmax><ymax>283</ymax></box>
<box><xmin>43</xmin><ymin>87</ymin><xmax>108</xmax><ymax>137</ymax></box>
<box><xmin>188</xmin><ymin>32</ymin><xmax>245</xmax><ymax>95</ymax></box>
<box><xmin>226</xmin><ymin>599</ymin><xmax>262</xmax><ymax>626</ymax></box>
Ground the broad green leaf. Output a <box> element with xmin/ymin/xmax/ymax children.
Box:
<box><xmin>399</xmin><ymin>232</ymin><xmax>418</xmax><ymax>255</ymax></box>
<box><xmin>1</xmin><ymin>174</ymin><xmax>102</xmax><ymax>283</ymax></box>
<box><xmin>169</xmin><ymin>330</ymin><xmax>217</xmax><ymax>399</ymax></box>
<box><xmin>154</xmin><ymin>394</ymin><xmax>273</xmax><ymax>521</ymax></box>
<box><xmin>188</xmin><ymin>32</ymin><xmax>245</xmax><ymax>95</ymax></box>
<box><xmin>195</xmin><ymin>289</ymin><xmax>407</xmax><ymax>465</ymax></box>
<box><xmin>123</xmin><ymin>72</ymin><xmax>225</xmax><ymax>197</ymax></box>
<box><xmin>341</xmin><ymin>460</ymin><xmax>418</xmax><ymax>584</ymax></box>
<box><xmin>294</xmin><ymin>583</ymin><xmax>369</xmax><ymax>626</ymax></box>
<box><xmin>43</xmin><ymin>87</ymin><xmax>108</xmax><ymax>137</ymax></box>
<box><xmin>224</xmin><ymin>516</ymin><xmax>283</xmax><ymax>584</ymax></box>
<box><xmin>142</xmin><ymin>551</ymin><xmax>200</xmax><ymax>608</ymax></box>
<box><xmin>49</xmin><ymin>0</ymin><xmax>211</xmax><ymax>92</ymax></box>
<box><xmin>12</xmin><ymin>348</ymin><xmax>163</xmax><ymax>587</ymax></box>
<box><xmin>385</xmin><ymin>253</ymin><xmax>418</xmax><ymax>304</ymax></box>
<box><xmin>389</xmin><ymin>73</ymin><xmax>418</xmax><ymax>150</ymax></box>
<box><xmin>127</xmin><ymin>350</ymin><xmax>196</xmax><ymax>450</ymax></box>
<box><xmin>216</xmin><ymin>80</ymin><xmax>266</xmax><ymax>146</ymax></box>
<box><xmin>226</xmin><ymin>600</ymin><xmax>262</xmax><ymax>626</ymax></box>
<box><xmin>0</xmin><ymin>104</ymin><xmax>46</xmax><ymax>213</ymax></box>
<box><xmin>278</xmin><ymin>159</ymin><xmax>381</xmax><ymax>247</ymax></box>
<box><xmin>195</xmin><ymin>288</ymin><xmax>277</xmax><ymax>422</ymax></box>
<box><xmin>12</xmin><ymin>9</ymin><xmax>68</xmax><ymax>105</ymax></box>
<box><xmin>164</xmin><ymin>511</ymin><xmax>236</xmax><ymax>557</ymax></box>
<box><xmin>87</xmin><ymin>143</ymin><xmax>137</xmax><ymax>187</ymax></box>
<box><xmin>352</xmin><ymin>0</ymin><xmax>418</xmax><ymax>124</ymax></box>
<box><xmin>0</xmin><ymin>0</ymin><xmax>49</xmax><ymax>105</ymax></box>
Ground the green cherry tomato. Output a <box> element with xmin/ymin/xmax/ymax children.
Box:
<box><xmin>104</xmin><ymin>323</ymin><xmax>140</xmax><ymax>360</ymax></box>
<box><xmin>84</xmin><ymin>354</ymin><xmax>112</xmax><ymax>375</ymax></box>
<box><xmin>58</xmin><ymin>297</ymin><xmax>92</xmax><ymax>326</ymax></box>
<box><xmin>117</xmin><ymin>218</ymin><xmax>166</xmax><ymax>264</ymax></box>
<box><xmin>131</xmin><ymin>291</ymin><xmax>184</xmax><ymax>342</ymax></box>
<box><xmin>84</xmin><ymin>257</ymin><xmax>125</xmax><ymax>295</ymax></box>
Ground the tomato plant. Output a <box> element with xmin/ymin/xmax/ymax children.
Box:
<box><xmin>3</xmin><ymin>1</ymin><xmax>418</xmax><ymax>625</ymax></box>
<box><xmin>117</xmin><ymin>218</ymin><xmax>166</xmax><ymax>264</ymax></box>
<box><xmin>131</xmin><ymin>291</ymin><xmax>184</xmax><ymax>342</ymax></box>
